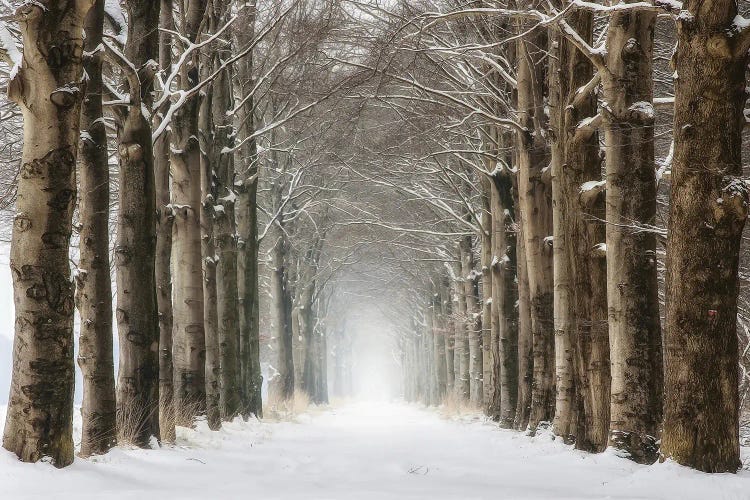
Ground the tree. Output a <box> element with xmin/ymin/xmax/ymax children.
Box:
<box><xmin>2</xmin><ymin>0</ymin><xmax>94</xmax><ymax>467</ymax></box>
<box><xmin>111</xmin><ymin>0</ymin><xmax>161</xmax><ymax>447</ymax></box>
<box><xmin>76</xmin><ymin>0</ymin><xmax>117</xmax><ymax>457</ymax></box>
<box><xmin>662</xmin><ymin>0</ymin><xmax>750</xmax><ymax>473</ymax></box>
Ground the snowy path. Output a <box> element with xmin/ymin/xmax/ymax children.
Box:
<box><xmin>1</xmin><ymin>402</ymin><xmax>749</xmax><ymax>500</ymax></box>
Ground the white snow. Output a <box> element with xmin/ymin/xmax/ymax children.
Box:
<box><xmin>2</xmin><ymin>401</ymin><xmax>747</xmax><ymax>499</ymax></box>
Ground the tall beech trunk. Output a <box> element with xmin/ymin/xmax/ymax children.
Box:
<box><xmin>198</xmin><ymin>47</ymin><xmax>220</xmax><ymax>430</ymax></box>
<box><xmin>602</xmin><ymin>8</ymin><xmax>662</xmax><ymax>463</ymax></box>
<box><xmin>662</xmin><ymin>0</ymin><xmax>750</xmax><ymax>473</ymax></box>
<box><xmin>76</xmin><ymin>0</ymin><xmax>116</xmax><ymax>457</ymax></box>
<box><xmin>493</xmin><ymin>166</ymin><xmax>518</xmax><ymax>428</ymax></box>
<box><xmin>155</xmin><ymin>0</ymin><xmax>175</xmax><ymax>444</ymax></box>
<box><xmin>441</xmin><ymin>279</ymin><xmax>455</xmax><ymax>393</ymax></box>
<box><xmin>550</xmin><ymin>26</ymin><xmax>577</xmax><ymax>443</ymax></box>
<box><xmin>461</xmin><ymin>235</ymin><xmax>483</xmax><ymax>405</ymax></box>
<box><xmin>271</xmin><ymin>224</ymin><xmax>295</xmax><ymax>400</ymax></box>
<box><xmin>517</xmin><ymin>28</ymin><xmax>554</xmax><ymax>430</ymax></box>
<box><xmin>454</xmin><ymin>258</ymin><xmax>470</xmax><ymax>400</ymax></box>
<box><xmin>433</xmin><ymin>284</ymin><xmax>448</xmax><ymax>400</ymax></box>
<box><xmin>3</xmin><ymin>0</ymin><xmax>92</xmax><ymax>467</ymax></box>
<box><xmin>171</xmin><ymin>0</ymin><xmax>207</xmax><ymax>419</ymax></box>
<box><xmin>553</xmin><ymin>10</ymin><xmax>610</xmax><ymax>451</ymax></box>
<box><xmin>480</xmin><ymin>180</ymin><xmax>493</xmax><ymax>411</ymax></box>
<box><xmin>514</xmin><ymin>221</ymin><xmax>533</xmax><ymax>431</ymax></box>
<box><xmin>114</xmin><ymin>0</ymin><xmax>161</xmax><ymax>446</ymax></box>
<box><xmin>235</xmin><ymin>1</ymin><xmax>262</xmax><ymax>417</ymax></box>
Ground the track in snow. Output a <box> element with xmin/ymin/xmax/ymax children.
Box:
<box><xmin>1</xmin><ymin>401</ymin><xmax>749</xmax><ymax>499</ymax></box>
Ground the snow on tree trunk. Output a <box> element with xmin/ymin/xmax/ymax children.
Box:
<box><xmin>516</xmin><ymin>27</ymin><xmax>554</xmax><ymax>431</ymax></box>
<box><xmin>661</xmin><ymin>0</ymin><xmax>749</xmax><ymax>473</ymax></box>
<box><xmin>155</xmin><ymin>0</ymin><xmax>176</xmax><ymax>444</ymax></box>
<box><xmin>234</xmin><ymin>1</ymin><xmax>262</xmax><ymax>418</ymax></box>
<box><xmin>114</xmin><ymin>0</ymin><xmax>161</xmax><ymax>447</ymax></box>
<box><xmin>3</xmin><ymin>0</ymin><xmax>93</xmax><ymax>467</ymax></box>
<box><xmin>603</xmin><ymin>8</ymin><xmax>662</xmax><ymax>464</ymax></box>
<box><xmin>76</xmin><ymin>0</ymin><xmax>116</xmax><ymax>458</ymax></box>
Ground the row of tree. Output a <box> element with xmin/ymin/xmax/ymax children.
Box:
<box><xmin>394</xmin><ymin>0</ymin><xmax>750</xmax><ymax>474</ymax></box>
<box><xmin>0</xmin><ymin>0</ymin><xmax>351</xmax><ymax>467</ymax></box>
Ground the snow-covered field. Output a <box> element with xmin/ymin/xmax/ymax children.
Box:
<box><xmin>1</xmin><ymin>401</ymin><xmax>749</xmax><ymax>500</ymax></box>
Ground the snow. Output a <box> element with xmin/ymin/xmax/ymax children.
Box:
<box><xmin>580</xmin><ymin>180</ymin><xmax>606</xmax><ymax>193</ymax></box>
<box><xmin>104</xmin><ymin>0</ymin><xmax>128</xmax><ymax>45</ymax></box>
<box><xmin>3</xmin><ymin>401</ymin><xmax>747</xmax><ymax>499</ymax></box>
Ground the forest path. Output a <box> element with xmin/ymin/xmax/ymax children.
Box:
<box><xmin>2</xmin><ymin>401</ymin><xmax>749</xmax><ymax>499</ymax></box>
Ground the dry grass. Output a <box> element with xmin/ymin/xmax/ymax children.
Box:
<box><xmin>438</xmin><ymin>391</ymin><xmax>482</xmax><ymax>419</ymax></box>
<box><xmin>264</xmin><ymin>389</ymin><xmax>315</xmax><ymax>421</ymax></box>
<box><xmin>116</xmin><ymin>400</ymin><xmax>157</xmax><ymax>448</ymax></box>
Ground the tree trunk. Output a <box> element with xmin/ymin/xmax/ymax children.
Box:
<box><xmin>171</xmin><ymin>0</ymin><xmax>208</xmax><ymax>421</ymax></box>
<box><xmin>433</xmin><ymin>284</ymin><xmax>448</xmax><ymax>401</ymax></box>
<box><xmin>441</xmin><ymin>278</ymin><xmax>455</xmax><ymax>394</ymax></box>
<box><xmin>271</xmin><ymin>226</ymin><xmax>295</xmax><ymax>400</ymax></box>
<box><xmin>454</xmin><ymin>260</ymin><xmax>470</xmax><ymax>400</ymax></box>
<box><xmin>235</xmin><ymin>1</ymin><xmax>262</xmax><ymax>417</ymax></box>
<box><xmin>114</xmin><ymin>0</ymin><xmax>161</xmax><ymax>447</ymax></box>
<box><xmin>550</xmin><ymin>25</ymin><xmax>577</xmax><ymax>443</ymax></box>
<box><xmin>662</xmin><ymin>0</ymin><xmax>748</xmax><ymax>473</ymax></box>
<box><xmin>493</xmin><ymin>167</ymin><xmax>518</xmax><ymax>428</ymax></box>
<box><xmin>155</xmin><ymin>0</ymin><xmax>175</xmax><ymax>444</ymax></box>
<box><xmin>480</xmin><ymin>179</ymin><xmax>493</xmax><ymax>412</ymax></box>
<box><xmin>603</xmin><ymin>8</ymin><xmax>662</xmax><ymax>464</ymax></box>
<box><xmin>517</xmin><ymin>28</ymin><xmax>554</xmax><ymax>430</ymax></box>
<box><xmin>3</xmin><ymin>0</ymin><xmax>92</xmax><ymax>467</ymax></box>
<box><xmin>461</xmin><ymin>236</ymin><xmax>483</xmax><ymax>406</ymax></box>
<box><xmin>76</xmin><ymin>0</ymin><xmax>116</xmax><ymax>458</ymax></box>
<box><xmin>514</xmin><ymin>221</ymin><xmax>533</xmax><ymax>431</ymax></box>
<box><xmin>198</xmin><ymin>53</ymin><xmax>220</xmax><ymax>430</ymax></box>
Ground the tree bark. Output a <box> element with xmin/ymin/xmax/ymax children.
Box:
<box><xmin>493</xmin><ymin>167</ymin><xmax>518</xmax><ymax>428</ymax></box>
<box><xmin>454</xmin><ymin>258</ymin><xmax>470</xmax><ymax>400</ymax></box>
<box><xmin>3</xmin><ymin>0</ymin><xmax>93</xmax><ymax>467</ymax></box>
<box><xmin>155</xmin><ymin>0</ymin><xmax>175</xmax><ymax>444</ymax></box>
<box><xmin>76</xmin><ymin>0</ymin><xmax>116</xmax><ymax>458</ymax></box>
<box><xmin>516</xmin><ymin>28</ymin><xmax>554</xmax><ymax>431</ymax></box>
<box><xmin>171</xmin><ymin>0</ymin><xmax>208</xmax><ymax>420</ymax></box>
<box><xmin>114</xmin><ymin>0</ymin><xmax>161</xmax><ymax>447</ymax></box>
<box><xmin>480</xmin><ymin>180</ymin><xmax>493</xmax><ymax>412</ymax></box>
<box><xmin>198</xmin><ymin>51</ymin><xmax>220</xmax><ymax>430</ymax></box>
<box><xmin>662</xmin><ymin>0</ymin><xmax>748</xmax><ymax>473</ymax></box>
<box><xmin>603</xmin><ymin>7</ymin><xmax>662</xmax><ymax>464</ymax></box>
<box><xmin>235</xmin><ymin>0</ymin><xmax>262</xmax><ymax>417</ymax></box>
<box><xmin>514</xmin><ymin>221</ymin><xmax>533</xmax><ymax>431</ymax></box>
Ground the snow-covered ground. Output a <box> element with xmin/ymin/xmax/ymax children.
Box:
<box><xmin>1</xmin><ymin>401</ymin><xmax>749</xmax><ymax>499</ymax></box>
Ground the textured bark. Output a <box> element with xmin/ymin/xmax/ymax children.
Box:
<box><xmin>661</xmin><ymin>0</ymin><xmax>747</xmax><ymax>473</ymax></box>
<box><xmin>550</xmin><ymin>26</ymin><xmax>577</xmax><ymax>443</ymax></box>
<box><xmin>3</xmin><ymin>0</ymin><xmax>92</xmax><ymax>467</ymax></box>
<box><xmin>516</xmin><ymin>28</ymin><xmax>554</xmax><ymax>430</ymax></box>
<box><xmin>206</xmin><ymin>1</ymin><xmax>241</xmax><ymax>422</ymax></box>
<box><xmin>198</xmin><ymin>51</ymin><xmax>220</xmax><ymax>430</ymax></box>
<box><xmin>514</xmin><ymin>222</ymin><xmax>533</xmax><ymax>431</ymax></box>
<box><xmin>155</xmin><ymin>0</ymin><xmax>175</xmax><ymax>444</ymax></box>
<box><xmin>603</xmin><ymin>8</ymin><xmax>662</xmax><ymax>464</ymax></box>
<box><xmin>441</xmin><ymin>280</ymin><xmax>455</xmax><ymax>393</ymax></box>
<box><xmin>433</xmin><ymin>282</ymin><xmax>448</xmax><ymax>401</ymax></box>
<box><xmin>454</xmin><ymin>258</ymin><xmax>470</xmax><ymax>400</ymax></box>
<box><xmin>493</xmin><ymin>167</ymin><xmax>518</xmax><ymax>428</ymax></box>
<box><xmin>171</xmin><ymin>0</ymin><xmax>208</xmax><ymax>419</ymax></box>
<box><xmin>114</xmin><ymin>0</ymin><xmax>161</xmax><ymax>447</ymax></box>
<box><xmin>461</xmin><ymin>236</ymin><xmax>483</xmax><ymax>405</ymax></box>
<box><xmin>480</xmin><ymin>180</ymin><xmax>493</xmax><ymax>411</ymax></box>
<box><xmin>234</xmin><ymin>1</ymin><xmax>262</xmax><ymax>417</ymax></box>
<box><xmin>271</xmin><ymin>228</ymin><xmax>295</xmax><ymax>400</ymax></box>
<box><xmin>75</xmin><ymin>0</ymin><xmax>116</xmax><ymax>458</ymax></box>
<box><xmin>551</xmin><ymin>11</ymin><xmax>607</xmax><ymax>449</ymax></box>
